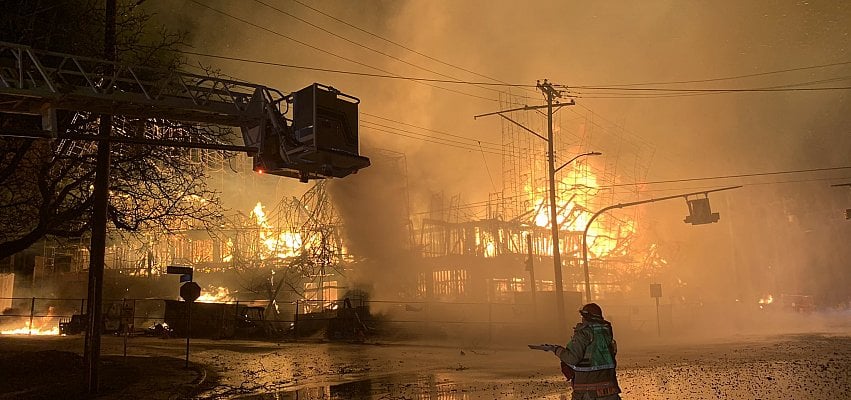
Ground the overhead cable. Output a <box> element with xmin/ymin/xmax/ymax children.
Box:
<box><xmin>186</xmin><ymin>0</ymin><xmax>499</xmax><ymax>102</ymax></box>
<box><xmin>252</xmin><ymin>0</ymin><xmax>515</xmax><ymax>98</ymax></box>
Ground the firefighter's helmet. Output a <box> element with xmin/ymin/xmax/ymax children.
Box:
<box><xmin>579</xmin><ymin>303</ymin><xmax>603</xmax><ymax>319</ymax></box>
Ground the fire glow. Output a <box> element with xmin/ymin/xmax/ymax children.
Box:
<box><xmin>1</xmin><ymin>320</ymin><xmax>59</xmax><ymax>335</ymax></box>
<box><xmin>529</xmin><ymin>162</ymin><xmax>634</xmax><ymax>258</ymax></box>
<box><xmin>758</xmin><ymin>294</ymin><xmax>774</xmax><ymax>309</ymax></box>
<box><xmin>196</xmin><ymin>285</ymin><xmax>235</xmax><ymax>303</ymax></box>
<box><xmin>251</xmin><ymin>202</ymin><xmax>303</xmax><ymax>260</ymax></box>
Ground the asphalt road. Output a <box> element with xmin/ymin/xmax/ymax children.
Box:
<box><xmin>190</xmin><ymin>332</ymin><xmax>851</xmax><ymax>399</ymax></box>
<box><xmin>1</xmin><ymin>315</ymin><xmax>849</xmax><ymax>399</ymax></box>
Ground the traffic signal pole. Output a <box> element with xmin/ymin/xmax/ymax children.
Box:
<box><xmin>581</xmin><ymin>185</ymin><xmax>741</xmax><ymax>302</ymax></box>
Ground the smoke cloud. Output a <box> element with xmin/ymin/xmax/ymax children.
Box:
<box><xmin>141</xmin><ymin>0</ymin><xmax>850</xmax><ymax>337</ymax></box>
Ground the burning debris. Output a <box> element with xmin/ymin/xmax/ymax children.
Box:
<box><xmin>0</xmin><ymin>321</ymin><xmax>59</xmax><ymax>336</ymax></box>
<box><xmin>196</xmin><ymin>285</ymin><xmax>236</xmax><ymax>303</ymax></box>
<box><xmin>1</xmin><ymin>306</ymin><xmax>60</xmax><ymax>336</ymax></box>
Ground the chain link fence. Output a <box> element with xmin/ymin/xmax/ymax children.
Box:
<box><xmin>1</xmin><ymin>296</ymin><xmax>544</xmax><ymax>343</ymax></box>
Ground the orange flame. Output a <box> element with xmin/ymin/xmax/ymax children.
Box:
<box><xmin>758</xmin><ymin>294</ymin><xmax>774</xmax><ymax>309</ymax></box>
<box><xmin>528</xmin><ymin>163</ymin><xmax>634</xmax><ymax>258</ymax></box>
<box><xmin>1</xmin><ymin>308</ymin><xmax>60</xmax><ymax>335</ymax></box>
<box><xmin>196</xmin><ymin>285</ymin><xmax>235</xmax><ymax>303</ymax></box>
<box><xmin>250</xmin><ymin>202</ymin><xmax>303</xmax><ymax>259</ymax></box>
<box><xmin>0</xmin><ymin>321</ymin><xmax>59</xmax><ymax>335</ymax></box>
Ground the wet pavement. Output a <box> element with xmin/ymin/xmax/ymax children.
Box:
<box><xmin>1</xmin><ymin>321</ymin><xmax>849</xmax><ymax>399</ymax></box>
<box><xmin>191</xmin><ymin>333</ymin><xmax>850</xmax><ymax>400</ymax></box>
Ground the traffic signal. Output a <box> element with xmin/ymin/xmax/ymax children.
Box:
<box><xmin>845</xmin><ymin>208</ymin><xmax>850</xmax><ymax>220</ymax></box>
<box><xmin>684</xmin><ymin>197</ymin><xmax>720</xmax><ymax>225</ymax></box>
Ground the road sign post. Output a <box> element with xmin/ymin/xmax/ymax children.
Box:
<box><xmin>650</xmin><ymin>283</ymin><xmax>662</xmax><ymax>337</ymax></box>
<box><xmin>179</xmin><ymin>281</ymin><xmax>201</xmax><ymax>368</ymax></box>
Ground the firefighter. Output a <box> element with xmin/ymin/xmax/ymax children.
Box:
<box><xmin>553</xmin><ymin>303</ymin><xmax>621</xmax><ymax>400</ymax></box>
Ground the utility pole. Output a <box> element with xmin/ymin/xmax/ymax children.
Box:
<box><xmin>525</xmin><ymin>233</ymin><xmax>537</xmax><ymax>316</ymax></box>
<box><xmin>84</xmin><ymin>0</ymin><xmax>115</xmax><ymax>393</ymax></box>
<box><xmin>0</xmin><ymin>25</ymin><xmax>365</xmax><ymax>395</ymax></box>
<box><xmin>475</xmin><ymin>80</ymin><xmax>595</xmax><ymax>337</ymax></box>
<box><xmin>538</xmin><ymin>80</ymin><xmax>568</xmax><ymax>334</ymax></box>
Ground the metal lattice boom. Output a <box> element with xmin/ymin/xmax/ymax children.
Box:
<box><xmin>0</xmin><ymin>42</ymin><xmax>369</xmax><ymax>180</ymax></box>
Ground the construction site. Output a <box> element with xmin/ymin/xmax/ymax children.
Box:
<box><xmin>0</xmin><ymin>69</ymin><xmax>662</xmax><ymax>342</ymax></box>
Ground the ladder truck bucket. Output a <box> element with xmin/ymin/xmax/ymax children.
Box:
<box><xmin>242</xmin><ymin>83</ymin><xmax>369</xmax><ymax>181</ymax></box>
<box><xmin>287</xmin><ymin>83</ymin><xmax>370</xmax><ymax>179</ymax></box>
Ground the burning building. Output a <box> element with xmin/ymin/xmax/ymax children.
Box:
<box><xmin>2</xmin><ymin>93</ymin><xmax>662</xmax><ymax>338</ymax></box>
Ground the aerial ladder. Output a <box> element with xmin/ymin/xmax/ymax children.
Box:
<box><xmin>0</xmin><ymin>41</ymin><xmax>370</xmax><ymax>181</ymax></box>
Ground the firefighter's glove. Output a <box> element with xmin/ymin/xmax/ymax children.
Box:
<box><xmin>560</xmin><ymin>361</ymin><xmax>575</xmax><ymax>381</ymax></box>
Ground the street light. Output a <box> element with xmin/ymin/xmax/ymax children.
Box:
<box><xmin>474</xmin><ymin>80</ymin><xmax>595</xmax><ymax>336</ymax></box>
<box><xmin>546</xmin><ymin>150</ymin><xmax>601</xmax><ymax>331</ymax></box>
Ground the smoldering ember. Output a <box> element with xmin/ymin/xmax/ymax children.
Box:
<box><xmin>0</xmin><ymin>1</ymin><xmax>849</xmax><ymax>399</ymax></box>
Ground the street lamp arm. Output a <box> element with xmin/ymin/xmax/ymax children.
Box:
<box><xmin>555</xmin><ymin>151</ymin><xmax>602</xmax><ymax>174</ymax></box>
<box><xmin>473</xmin><ymin>101</ymin><xmax>574</xmax><ymax>119</ymax></box>
<box><xmin>498</xmin><ymin>114</ymin><xmax>547</xmax><ymax>141</ymax></box>
<box><xmin>474</xmin><ymin>104</ymin><xmax>547</xmax><ymax>118</ymax></box>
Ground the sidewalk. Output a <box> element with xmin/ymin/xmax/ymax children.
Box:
<box><xmin>0</xmin><ymin>338</ymin><xmax>207</xmax><ymax>400</ymax></box>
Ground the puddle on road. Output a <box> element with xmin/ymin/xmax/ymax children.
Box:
<box><xmin>234</xmin><ymin>373</ymin><xmax>473</xmax><ymax>400</ymax></box>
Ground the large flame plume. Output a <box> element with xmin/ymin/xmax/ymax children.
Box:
<box><xmin>250</xmin><ymin>202</ymin><xmax>304</xmax><ymax>260</ymax></box>
<box><xmin>529</xmin><ymin>162</ymin><xmax>635</xmax><ymax>258</ymax></box>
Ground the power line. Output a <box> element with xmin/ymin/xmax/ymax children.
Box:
<box><xmin>415</xmin><ymin>174</ymin><xmax>851</xmax><ymax>216</ymax></box>
<box><xmin>179</xmin><ymin>51</ymin><xmax>851</xmax><ymax>95</ymax></box>
<box><xmin>574</xmin><ymin>75</ymin><xmax>851</xmax><ymax>98</ymax></box>
<box><xmin>361</xmin><ymin>113</ymin><xmax>544</xmax><ymax>155</ymax></box>
<box><xmin>180</xmin><ymin>50</ymin><xmax>534</xmax><ymax>87</ymax></box>
<box><xmin>286</xmin><ymin>0</ymin><xmax>540</xmax><ymax>98</ymax></box>
<box><xmin>362</xmin><ymin>123</ymin><xmax>507</xmax><ymax>156</ymax></box>
<box><xmin>185</xmin><ymin>0</ymin><xmax>499</xmax><ymax>102</ymax></box>
<box><xmin>603</xmin><ymin>166</ymin><xmax>851</xmax><ymax>188</ymax></box>
<box><xmin>176</xmin><ymin>5</ymin><xmax>848</xmax><ymax>198</ymax></box>
<box><xmin>361</xmin><ymin>119</ymin><xmax>503</xmax><ymax>151</ymax></box>
<box><xmin>578</xmin><ymin>60</ymin><xmax>851</xmax><ymax>88</ymax></box>
<box><xmin>251</xmin><ymin>0</ymin><xmax>515</xmax><ymax>98</ymax></box>
<box><xmin>362</xmin><ymin>114</ymin><xmax>502</xmax><ymax>146</ymax></box>
<box><xmin>183</xmin><ymin>57</ymin><xmax>541</xmax><ymax>158</ymax></box>
<box><xmin>282</xmin><ymin>1</ymin><xmax>850</xmax><ymax>103</ymax></box>
<box><xmin>362</xmin><ymin>122</ymin><xmax>552</xmax><ymax>162</ymax></box>
<box><xmin>571</xmin><ymin>84</ymin><xmax>851</xmax><ymax>94</ymax></box>
<box><xmin>361</xmin><ymin>121</ymin><xmax>506</xmax><ymax>155</ymax></box>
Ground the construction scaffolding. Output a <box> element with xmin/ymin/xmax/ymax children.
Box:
<box><xmin>496</xmin><ymin>89</ymin><xmax>656</xmax><ymax>297</ymax></box>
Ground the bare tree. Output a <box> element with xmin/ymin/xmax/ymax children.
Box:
<box><xmin>225</xmin><ymin>183</ymin><xmax>349</xmax><ymax>310</ymax></box>
<box><xmin>0</xmin><ymin>1</ymin><xmax>234</xmax><ymax>262</ymax></box>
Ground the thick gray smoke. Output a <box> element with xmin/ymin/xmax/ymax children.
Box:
<box><xmin>326</xmin><ymin>144</ymin><xmax>420</xmax><ymax>300</ymax></box>
<box><xmin>146</xmin><ymin>1</ymin><xmax>850</xmax><ymax>338</ymax></box>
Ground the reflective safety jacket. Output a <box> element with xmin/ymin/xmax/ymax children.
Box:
<box><xmin>558</xmin><ymin>318</ymin><xmax>621</xmax><ymax>398</ymax></box>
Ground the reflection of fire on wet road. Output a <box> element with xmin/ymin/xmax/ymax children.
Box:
<box><xmin>186</xmin><ymin>327</ymin><xmax>850</xmax><ymax>400</ymax></box>
<box><xmin>0</xmin><ymin>324</ymin><xmax>847</xmax><ymax>399</ymax></box>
